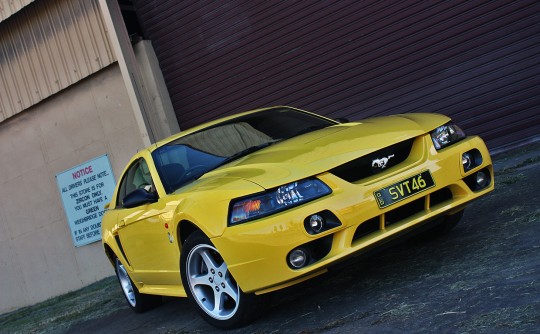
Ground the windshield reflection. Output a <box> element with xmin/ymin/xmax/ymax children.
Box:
<box><xmin>152</xmin><ymin>107</ymin><xmax>337</xmax><ymax>193</ymax></box>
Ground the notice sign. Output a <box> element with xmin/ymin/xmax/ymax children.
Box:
<box><xmin>56</xmin><ymin>155</ymin><xmax>116</xmax><ymax>247</ymax></box>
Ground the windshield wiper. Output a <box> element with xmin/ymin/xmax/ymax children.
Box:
<box><xmin>214</xmin><ymin>142</ymin><xmax>275</xmax><ymax>168</ymax></box>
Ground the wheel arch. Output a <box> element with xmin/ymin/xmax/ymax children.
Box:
<box><xmin>103</xmin><ymin>243</ymin><xmax>116</xmax><ymax>268</ymax></box>
<box><xmin>177</xmin><ymin>219</ymin><xmax>202</xmax><ymax>246</ymax></box>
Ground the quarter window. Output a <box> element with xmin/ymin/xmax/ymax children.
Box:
<box><xmin>116</xmin><ymin>159</ymin><xmax>155</xmax><ymax>208</ymax></box>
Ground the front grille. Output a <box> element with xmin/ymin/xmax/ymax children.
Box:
<box><xmin>430</xmin><ymin>188</ymin><xmax>453</xmax><ymax>207</ymax></box>
<box><xmin>385</xmin><ymin>197</ymin><xmax>424</xmax><ymax>226</ymax></box>
<box><xmin>330</xmin><ymin>138</ymin><xmax>415</xmax><ymax>183</ymax></box>
<box><xmin>353</xmin><ymin>217</ymin><xmax>379</xmax><ymax>240</ymax></box>
<box><xmin>352</xmin><ymin>187</ymin><xmax>454</xmax><ymax>242</ymax></box>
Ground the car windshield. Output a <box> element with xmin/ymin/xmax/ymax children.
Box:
<box><xmin>152</xmin><ymin>107</ymin><xmax>337</xmax><ymax>193</ymax></box>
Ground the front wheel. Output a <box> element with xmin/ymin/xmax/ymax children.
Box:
<box><xmin>180</xmin><ymin>231</ymin><xmax>257</xmax><ymax>329</ymax></box>
<box><xmin>115</xmin><ymin>257</ymin><xmax>161</xmax><ymax>313</ymax></box>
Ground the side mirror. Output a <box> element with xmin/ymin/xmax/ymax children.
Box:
<box><xmin>122</xmin><ymin>188</ymin><xmax>158</xmax><ymax>208</ymax></box>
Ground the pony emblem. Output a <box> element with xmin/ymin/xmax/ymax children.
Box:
<box><xmin>372</xmin><ymin>154</ymin><xmax>395</xmax><ymax>169</ymax></box>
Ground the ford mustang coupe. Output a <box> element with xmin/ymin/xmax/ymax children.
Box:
<box><xmin>101</xmin><ymin>106</ymin><xmax>494</xmax><ymax>328</ymax></box>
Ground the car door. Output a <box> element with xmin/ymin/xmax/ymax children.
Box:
<box><xmin>114</xmin><ymin>157</ymin><xmax>180</xmax><ymax>286</ymax></box>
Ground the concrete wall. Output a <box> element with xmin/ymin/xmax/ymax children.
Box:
<box><xmin>0</xmin><ymin>63</ymin><xmax>145</xmax><ymax>313</ymax></box>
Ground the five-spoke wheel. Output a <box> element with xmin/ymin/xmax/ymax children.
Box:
<box><xmin>116</xmin><ymin>258</ymin><xmax>137</xmax><ymax>307</ymax></box>
<box><xmin>181</xmin><ymin>231</ymin><xmax>256</xmax><ymax>328</ymax></box>
<box><xmin>186</xmin><ymin>244</ymin><xmax>240</xmax><ymax>320</ymax></box>
<box><xmin>115</xmin><ymin>257</ymin><xmax>161</xmax><ymax>312</ymax></box>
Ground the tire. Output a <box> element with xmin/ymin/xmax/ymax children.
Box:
<box><xmin>180</xmin><ymin>231</ymin><xmax>257</xmax><ymax>329</ymax></box>
<box><xmin>115</xmin><ymin>257</ymin><xmax>161</xmax><ymax>313</ymax></box>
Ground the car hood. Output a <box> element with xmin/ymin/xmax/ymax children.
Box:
<box><xmin>202</xmin><ymin>113</ymin><xmax>449</xmax><ymax>189</ymax></box>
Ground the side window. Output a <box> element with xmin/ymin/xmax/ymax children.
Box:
<box><xmin>116</xmin><ymin>159</ymin><xmax>155</xmax><ymax>208</ymax></box>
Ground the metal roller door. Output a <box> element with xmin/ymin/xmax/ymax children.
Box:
<box><xmin>133</xmin><ymin>0</ymin><xmax>540</xmax><ymax>149</ymax></box>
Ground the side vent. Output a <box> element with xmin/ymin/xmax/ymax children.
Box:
<box><xmin>114</xmin><ymin>235</ymin><xmax>131</xmax><ymax>266</ymax></box>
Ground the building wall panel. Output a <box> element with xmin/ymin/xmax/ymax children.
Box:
<box><xmin>0</xmin><ymin>0</ymin><xmax>33</xmax><ymax>22</ymax></box>
<box><xmin>0</xmin><ymin>64</ymin><xmax>145</xmax><ymax>314</ymax></box>
<box><xmin>0</xmin><ymin>0</ymin><xmax>115</xmax><ymax>122</ymax></box>
<box><xmin>134</xmin><ymin>0</ymin><xmax>539</xmax><ymax>149</ymax></box>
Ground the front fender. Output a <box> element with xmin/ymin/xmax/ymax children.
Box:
<box><xmin>170</xmin><ymin>177</ymin><xmax>265</xmax><ymax>239</ymax></box>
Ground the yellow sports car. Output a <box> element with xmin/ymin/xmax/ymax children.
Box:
<box><xmin>101</xmin><ymin>106</ymin><xmax>494</xmax><ymax>328</ymax></box>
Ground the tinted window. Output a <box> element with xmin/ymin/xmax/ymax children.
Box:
<box><xmin>152</xmin><ymin>107</ymin><xmax>337</xmax><ymax>193</ymax></box>
<box><xmin>152</xmin><ymin>144</ymin><xmax>224</xmax><ymax>193</ymax></box>
<box><xmin>116</xmin><ymin>159</ymin><xmax>155</xmax><ymax>207</ymax></box>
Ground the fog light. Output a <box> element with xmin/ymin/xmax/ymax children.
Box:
<box><xmin>464</xmin><ymin>168</ymin><xmax>491</xmax><ymax>191</ymax></box>
<box><xmin>309</xmin><ymin>214</ymin><xmax>325</xmax><ymax>233</ymax></box>
<box><xmin>461</xmin><ymin>149</ymin><xmax>483</xmax><ymax>173</ymax></box>
<box><xmin>462</xmin><ymin>152</ymin><xmax>473</xmax><ymax>171</ymax></box>
<box><xmin>476</xmin><ymin>171</ymin><xmax>488</xmax><ymax>188</ymax></box>
<box><xmin>289</xmin><ymin>249</ymin><xmax>308</xmax><ymax>269</ymax></box>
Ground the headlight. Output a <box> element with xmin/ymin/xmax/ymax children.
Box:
<box><xmin>430</xmin><ymin>122</ymin><xmax>466</xmax><ymax>149</ymax></box>
<box><xmin>229</xmin><ymin>178</ymin><xmax>331</xmax><ymax>225</ymax></box>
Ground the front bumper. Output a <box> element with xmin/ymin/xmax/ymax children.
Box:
<box><xmin>212</xmin><ymin>134</ymin><xmax>494</xmax><ymax>294</ymax></box>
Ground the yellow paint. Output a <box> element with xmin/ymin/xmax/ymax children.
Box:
<box><xmin>102</xmin><ymin>106</ymin><xmax>494</xmax><ymax>298</ymax></box>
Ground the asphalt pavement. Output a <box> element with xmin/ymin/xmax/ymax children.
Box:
<box><xmin>2</xmin><ymin>141</ymin><xmax>538</xmax><ymax>334</ymax></box>
<box><xmin>64</xmin><ymin>141</ymin><xmax>540</xmax><ymax>334</ymax></box>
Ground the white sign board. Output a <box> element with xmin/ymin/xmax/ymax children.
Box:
<box><xmin>56</xmin><ymin>155</ymin><xmax>116</xmax><ymax>247</ymax></box>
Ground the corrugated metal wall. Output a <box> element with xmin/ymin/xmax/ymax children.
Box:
<box><xmin>0</xmin><ymin>0</ymin><xmax>115</xmax><ymax>122</ymax></box>
<box><xmin>134</xmin><ymin>0</ymin><xmax>540</xmax><ymax>149</ymax></box>
<box><xmin>0</xmin><ymin>0</ymin><xmax>33</xmax><ymax>22</ymax></box>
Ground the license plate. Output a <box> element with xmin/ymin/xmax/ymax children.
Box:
<box><xmin>374</xmin><ymin>171</ymin><xmax>435</xmax><ymax>209</ymax></box>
